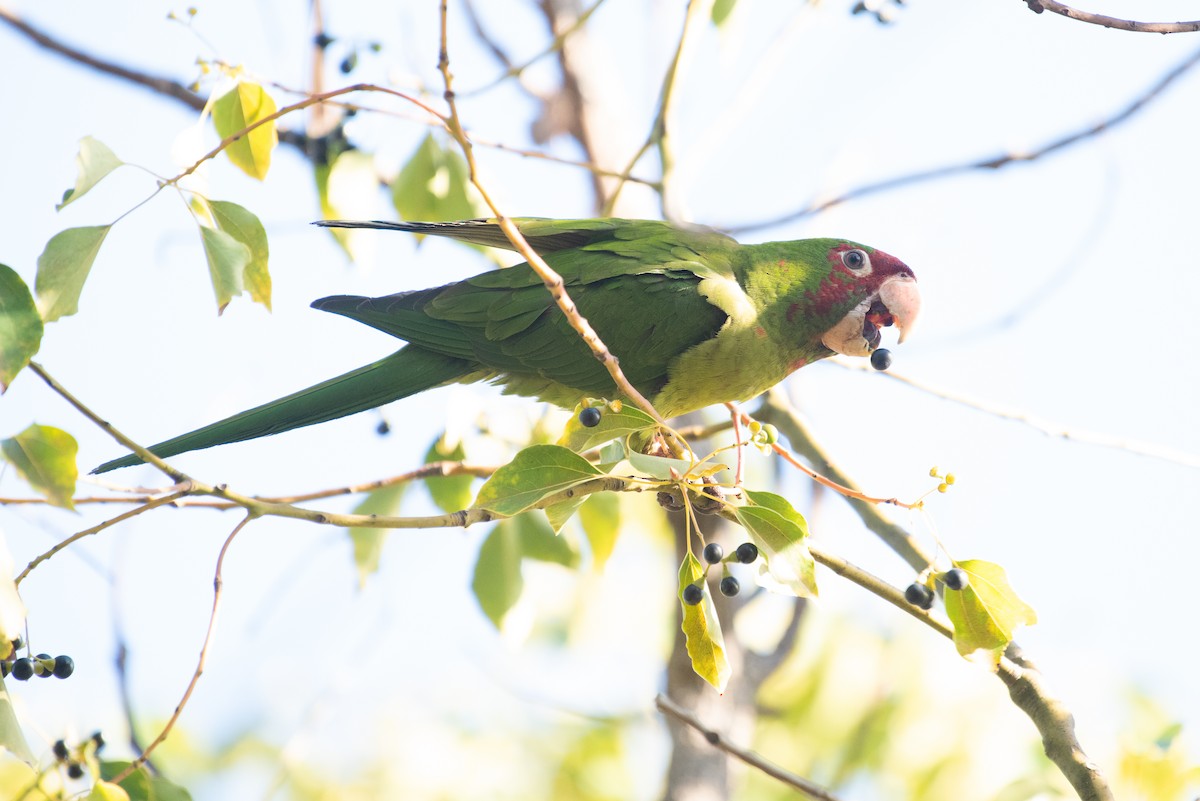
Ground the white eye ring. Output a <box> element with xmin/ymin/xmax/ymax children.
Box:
<box><xmin>841</xmin><ymin>249</ymin><xmax>871</xmax><ymax>274</ymax></box>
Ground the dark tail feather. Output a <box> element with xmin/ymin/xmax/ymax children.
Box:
<box><xmin>93</xmin><ymin>347</ymin><xmax>471</xmax><ymax>473</ymax></box>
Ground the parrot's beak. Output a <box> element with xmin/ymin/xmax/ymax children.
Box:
<box><xmin>820</xmin><ymin>273</ymin><xmax>921</xmax><ymax>358</ymax></box>
<box><xmin>878</xmin><ymin>273</ymin><xmax>920</xmax><ymax>344</ymax></box>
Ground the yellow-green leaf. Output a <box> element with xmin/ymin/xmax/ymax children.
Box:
<box><xmin>423</xmin><ymin>434</ymin><xmax>473</xmax><ymax>513</ymax></box>
<box><xmin>678</xmin><ymin>552</ymin><xmax>730</xmax><ymax>692</ymax></box>
<box><xmin>57</xmin><ymin>136</ymin><xmax>123</xmax><ymax>210</ymax></box>
<box><xmin>734</xmin><ymin>490</ymin><xmax>817</xmax><ymax>597</ymax></box>
<box><xmin>35</xmin><ymin>225</ymin><xmax>111</xmax><ymax>322</ymax></box>
<box><xmin>471</xmin><ymin>444</ymin><xmax>603</xmax><ymax>518</ymax></box>
<box><xmin>0</xmin><ymin>723</ymin><xmax>37</xmax><ymax>783</ymax></box>
<box><xmin>392</xmin><ymin>133</ymin><xmax>478</xmax><ymax>230</ymax></box>
<box><xmin>0</xmin><ymin>265</ymin><xmax>42</xmax><ymax>392</ymax></box>
<box><xmin>212</xmin><ymin>81</ymin><xmax>278</xmax><ymax>180</ymax></box>
<box><xmin>1</xmin><ymin>424</ymin><xmax>78</xmax><ymax>510</ymax></box>
<box><xmin>942</xmin><ymin>559</ymin><xmax>1037</xmax><ymax>665</ymax></box>
<box><xmin>199</xmin><ymin>225</ymin><xmax>250</xmax><ymax>314</ymax></box>
<box><xmin>347</xmin><ymin>484</ymin><xmax>406</xmax><ymax>587</ymax></box>
<box><xmin>578</xmin><ymin>491</ymin><xmax>620</xmax><ymax>571</ymax></box>
<box><xmin>99</xmin><ymin>761</ymin><xmax>191</xmax><ymax>801</ymax></box>
<box><xmin>319</xmin><ymin>149</ymin><xmax>382</xmax><ymax>262</ymax></box>
<box><xmin>88</xmin><ymin>781</ymin><xmax>131</xmax><ymax>801</ymax></box>
<box><xmin>558</xmin><ymin>400</ymin><xmax>658</xmax><ymax>453</ymax></box>
<box><xmin>209</xmin><ymin>200</ymin><xmax>271</xmax><ymax>310</ymax></box>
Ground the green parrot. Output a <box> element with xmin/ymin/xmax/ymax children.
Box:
<box><xmin>94</xmin><ymin>218</ymin><xmax>919</xmax><ymax>473</ymax></box>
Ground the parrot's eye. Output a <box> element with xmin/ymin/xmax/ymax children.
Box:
<box><xmin>841</xmin><ymin>249</ymin><xmax>871</xmax><ymax>274</ymax></box>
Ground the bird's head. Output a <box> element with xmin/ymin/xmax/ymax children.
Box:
<box><xmin>810</xmin><ymin>241</ymin><xmax>920</xmax><ymax>358</ymax></box>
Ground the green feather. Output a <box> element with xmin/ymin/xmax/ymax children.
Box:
<box><xmin>95</xmin><ymin>219</ymin><xmax>917</xmax><ymax>471</ymax></box>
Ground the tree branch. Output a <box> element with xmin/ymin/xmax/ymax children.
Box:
<box><xmin>655</xmin><ymin>693</ymin><xmax>846</xmax><ymax>801</ymax></box>
<box><xmin>1023</xmin><ymin>1</ymin><xmax>1200</xmax><ymax>34</ymax></box>
<box><xmin>729</xmin><ymin>43</ymin><xmax>1200</xmax><ymax>232</ymax></box>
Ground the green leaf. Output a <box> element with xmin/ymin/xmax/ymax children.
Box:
<box><xmin>578</xmin><ymin>491</ymin><xmax>620</xmax><ymax>571</ymax></box>
<box><xmin>942</xmin><ymin>559</ymin><xmax>1038</xmax><ymax>665</ymax></box>
<box><xmin>734</xmin><ymin>490</ymin><xmax>817</xmax><ymax>597</ymax></box>
<box><xmin>543</xmin><ymin>495</ymin><xmax>586</xmax><ymax>534</ymax></box>
<box><xmin>347</xmin><ymin>484</ymin><xmax>406</xmax><ymax>587</ymax></box>
<box><xmin>625</xmin><ymin>450</ymin><xmax>727</xmax><ymax>481</ymax></box>
<box><xmin>35</xmin><ymin>225</ymin><xmax>111</xmax><ymax>322</ymax></box>
<box><xmin>57</xmin><ymin>136</ymin><xmax>123</xmax><ymax>210</ymax></box>
<box><xmin>423</xmin><ymin>434</ymin><xmax>473</xmax><ymax>513</ymax></box>
<box><xmin>100</xmin><ymin>762</ymin><xmax>193</xmax><ymax>801</ymax></box>
<box><xmin>88</xmin><ymin>781</ymin><xmax>131</xmax><ymax>801</ymax></box>
<box><xmin>199</xmin><ymin>225</ymin><xmax>250</xmax><ymax>314</ymax></box>
<box><xmin>212</xmin><ymin>81</ymin><xmax>278</xmax><ymax>180</ymax></box>
<box><xmin>392</xmin><ymin>133</ymin><xmax>478</xmax><ymax>229</ymax></box>
<box><xmin>471</xmin><ymin>512</ymin><xmax>580</xmax><ymax>628</ymax></box>
<box><xmin>209</xmin><ymin>200</ymin><xmax>271</xmax><ymax>310</ymax></box>
<box><xmin>471</xmin><ymin>444</ymin><xmax>603</xmax><ymax>518</ymax></box>
<box><xmin>711</xmin><ymin>0</ymin><xmax>737</xmax><ymax>25</ymax></box>
<box><xmin>557</xmin><ymin>400</ymin><xmax>658</xmax><ymax>453</ymax></box>
<box><xmin>0</xmin><ymin>265</ymin><xmax>43</xmax><ymax>392</ymax></box>
<box><xmin>678</xmin><ymin>552</ymin><xmax>730</xmax><ymax>692</ymax></box>
<box><xmin>1</xmin><ymin>424</ymin><xmax>78</xmax><ymax>510</ymax></box>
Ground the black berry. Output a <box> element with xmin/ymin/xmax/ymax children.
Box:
<box><xmin>375</xmin><ymin>420</ymin><xmax>390</xmax><ymax>436</ymax></box>
<box><xmin>735</xmin><ymin>542</ymin><xmax>759</xmax><ymax>564</ymax></box>
<box><xmin>579</xmin><ymin>407</ymin><xmax>602</xmax><ymax>427</ymax></box>
<box><xmin>11</xmin><ymin>658</ymin><xmax>34</xmax><ymax>681</ymax></box>
<box><xmin>943</xmin><ymin>568</ymin><xmax>968</xmax><ymax>591</ymax></box>
<box><xmin>904</xmin><ymin>582</ymin><xmax>934</xmax><ymax>609</ymax></box>
<box><xmin>719</xmin><ymin>576</ymin><xmax>740</xmax><ymax>597</ymax></box>
<box><xmin>702</xmin><ymin>543</ymin><xmax>724</xmax><ymax>564</ymax></box>
<box><xmin>52</xmin><ymin>740</ymin><xmax>69</xmax><ymax>761</ymax></box>
<box><xmin>67</xmin><ymin>762</ymin><xmax>84</xmax><ymax>780</ymax></box>
<box><xmin>53</xmin><ymin>655</ymin><xmax>75</xmax><ymax>680</ymax></box>
<box><xmin>339</xmin><ymin>53</ymin><xmax>358</xmax><ymax>74</ymax></box>
<box><xmin>682</xmin><ymin>584</ymin><xmax>704</xmax><ymax>605</ymax></box>
<box><xmin>870</xmin><ymin>348</ymin><xmax>892</xmax><ymax>371</ymax></box>
<box><xmin>91</xmin><ymin>732</ymin><xmax>105</xmax><ymax>751</ymax></box>
<box><xmin>34</xmin><ymin>654</ymin><xmax>53</xmax><ymax>678</ymax></box>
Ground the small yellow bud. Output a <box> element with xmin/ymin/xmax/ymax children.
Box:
<box><xmin>944</xmin><ymin>473</ymin><xmax>956</xmax><ymax>485</ymax></box>
<box><xmin>188</xmin><ymin>6</ymin><xmax>198</xmax><ymax>16</ymax></box>
<box><xmin>761</xmin><ymin>424</ymin><xmax>779</xmax><ymax>445</ymax></box>
<box><xmin>748</xmin><ymin>420</ymin><xmax>762</xmax><ymax>435</ymax></box>
<box><xmin>937</xmin><ymin>483</ymin><xmax>949</xmax><ymax>493</ymax></box>
<box><xmin>929</xmin><ymin>466</ymin><xmax>939</xmax><ymax>477</ymax></box>
<box><xmin>608</xmin><ymin>399</ymin><xmax>623</xmax><ymax>413</ymax></box>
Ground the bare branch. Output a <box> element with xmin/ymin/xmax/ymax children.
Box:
<box><xmin>110</xmin><ymin>513</ymin><xmax>254</xmax><ymax>784</ymax></box>
<box><xmin>0</xmin><ymin>7</ymin><xmax>205</xmax><ymax>110</ymax></box>
<box><xmin>1024</xmin><ymin>1</ymin><xmax>1200</xmax><ymax>34</ymax></box>
<box><xmin>849</xmin><ymin>363</ymin><xmax>1200</xmax><ymax>469</ymax></box>
<box><xmin>729</xmin><ymin>43</ymin><xmax>1200</xmax><ymax>233</ymax></box>
<box><xmin>655</xmin><ymin>693</ymin><xmax>847</xmax><ymax>801</ymax></box>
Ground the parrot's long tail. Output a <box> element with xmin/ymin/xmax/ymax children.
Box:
<box><xmin>92</xmin><ymin>347</ymin><xmax>473</xmax><ymax>473</ymax></box>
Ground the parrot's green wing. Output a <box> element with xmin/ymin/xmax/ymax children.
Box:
<box><xmin>94</xmin><ymin>219</ymin><xmax>743</xmax><ymax>472</ymax></box>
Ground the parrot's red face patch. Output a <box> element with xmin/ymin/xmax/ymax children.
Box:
<box><xmin>813</xmin><ymin>243</ymin><xmax>920</xmax><ymax>358</ymax></box>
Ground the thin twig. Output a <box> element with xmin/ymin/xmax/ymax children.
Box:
<box><xmin>655</xmin><ymin>693</ymin><xmax>846</xmax><ymax>801</ymax></box>
<box><xmin>729</xmin><ymin>44</ymin><xmax>1200</xmax><ymax>232</ymax></box>
<box><xmin>435</xmin><ymin>0</ymin><xmax>668</xmax><ymax>427</ymax></box>
<box><xmin>600</xmin><ymin>0</ymin><xmax>701</xmax><ymax>217</ymax></box>
<box><xmin>14</xmin><ymin>491</ymin><xmax>189</xmax><ymax>585</ymax></box>
<box><xmin>853</xmin><ymin>363</ymin><xmax>1200</xmax><ymax>469</ymax></box>
<box><xmin>463</xmin><ymin>0</ymin><xmax>609</xmax><ymax>96</ymax></box>
<box><xmin>1024</xmin><ymin>1</ymin><xmax>1200</xmax><ymax>34</ymax></box>
<box><xmin>110</xmin><ymin>513</ymin><xmax>254</xmax><ymax>784</ymax></box>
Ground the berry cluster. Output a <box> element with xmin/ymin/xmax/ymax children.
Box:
<box><xmin>904</xmin><ymin>568</ymin><xmax>970</xmax><ymax>610</ymax></box>
<box><xmin>1</xmin><ymin>639</ymin><xmax>74</xmax><ymax>681</ymax></box>
<box><xmin>682</xmin><ymin>541</ymin><xmax>760</xmax><ymax>605</ymax></box>
<box><xmin>52</xmin><ymin>732</ymin><xmax>105</xmax><ymax>780</ymax></box>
